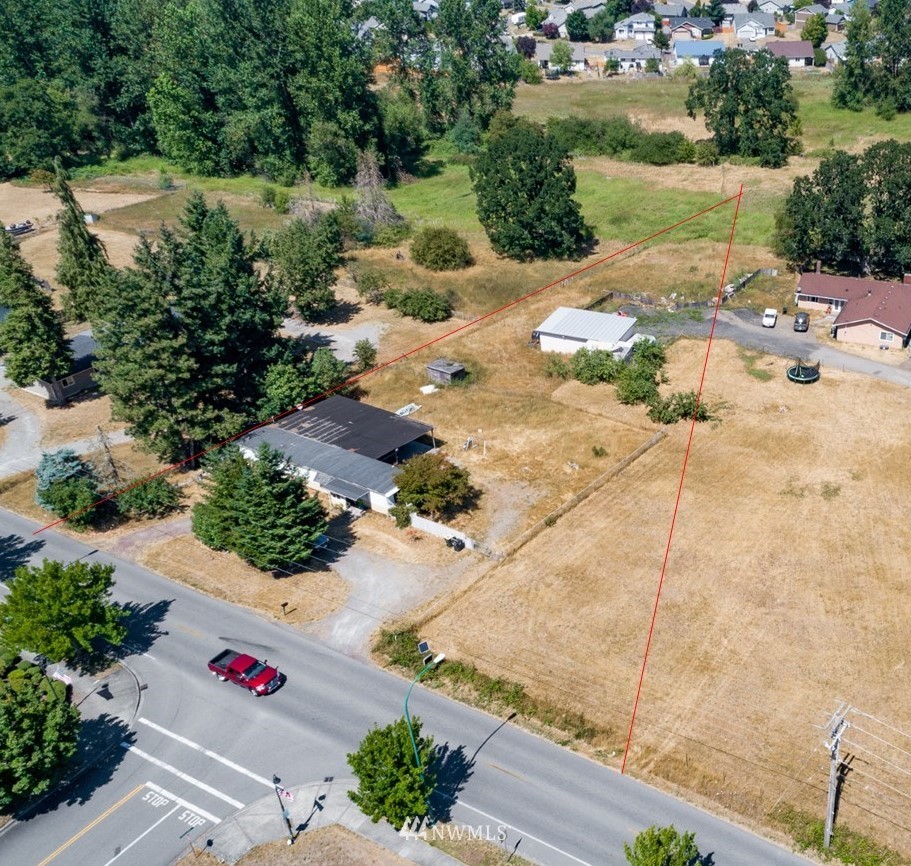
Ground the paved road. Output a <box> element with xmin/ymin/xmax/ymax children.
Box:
<box><xmin>627</xmin><ymin>306</ymin><xmax>911</xmax><ymax>388</ymax></box>
<box><xmin>0</xmin><ymin>508</ymin><xmax>814</xmax><ymax>866</ymax></box>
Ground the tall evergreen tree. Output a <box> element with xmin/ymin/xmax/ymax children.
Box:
<box><xmin>232</xmin><ymin>444</ymin><xmax>328</xmax><ymax>570</ymax></box>
<box><xmin>0</xmin><ymin>231</ymin><xmax>72</xmax><ymax>386</ymax></box>
<box><xmin>832</xmin><ymin>3</ymin><xmax>875</xmax><ymax>111</ymax></box>
<box><xmin>95</xmin><ymin>194</ymin><xmax>287</xmax><ymax>463</ymax></box>
<box><xmin>191</xmin><ymin>446</ymin><xmax>247</xmax><ymax>551</ymax></box>
<box><xmin>874</xmin><ymin>0</ymin><xmax>911</xmax><ymax>113</ymax></box>
<box><xmin>53</xmin><ymin>167</ymin><xmax>115</xmax><ymax>322</ymax></box>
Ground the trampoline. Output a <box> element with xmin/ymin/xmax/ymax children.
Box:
<box><xmin>786</xmin><ymin>359</ymin><xmax>820</xmax><ymax>384</ymax></box>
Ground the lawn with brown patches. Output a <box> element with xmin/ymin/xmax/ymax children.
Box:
<box><xmin>414</xmin><ymin>338</ymin><xmax>911</xmax><ymax>855</ymax></box>
<box><xmin>9</xmin><ymin>389</ymin><xmax>127</xmax><ymax>450</ymax></box>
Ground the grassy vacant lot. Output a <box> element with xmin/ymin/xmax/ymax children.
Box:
<box><xmin>414</xmin><ymin>338</ymin><xmax>911</xmax><ymax>856</ymax></box>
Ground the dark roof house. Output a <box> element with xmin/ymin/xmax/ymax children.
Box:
<box><xmin>21</xmin><ymin>331</ymin><xmax>99</xmax><ymax>405</ymax></box>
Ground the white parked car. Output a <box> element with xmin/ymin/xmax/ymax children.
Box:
<box><xmin>761</xmin><ymin>308</ymin><xmax>778</xmax><ymax>328</ymax></box>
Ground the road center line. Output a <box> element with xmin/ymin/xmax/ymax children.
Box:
<box><xmin>456</xmin><ymin>799</ymin><xmax>594</xmax><ymax>866</ymax></box>
<box><xmin>35</xmin><ymin>784</ymin><xmax>144</xmax><ymax>866</ymax></box>
<box><xmin>120</xmin><ymin>743</ymin><xmax>245</xmax><ymax>809</ymax></box>
<box><xmin>138</xmin><ymin>717</ymin><xmax>274</xmax><ymax>787</ymax></box>
<box><xmin>145</xmin><ymin>781</ymin><xmax>222</xmax><ymax>824</ymax></box>
<box><xmin>102</xmin><ymin>804</ymin><xmax>179</xmax><ymax>866</ymax></box>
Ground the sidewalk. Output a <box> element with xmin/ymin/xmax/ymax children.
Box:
<box><xmin>204</xmin><ymin>778</ymin><xmax>461</xmax><ymax>866</ymax></box>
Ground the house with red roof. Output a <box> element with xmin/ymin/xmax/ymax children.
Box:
<box><xmin>795</xmin><ymin>272</ymin><xmax>911</xmax><ymax>349</ymax></box>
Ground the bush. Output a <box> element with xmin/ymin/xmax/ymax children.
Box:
<box><xmin>117</xmin><ymin>476</ymin><xmax>182</xmax><ymax>518</ymax></box>
<box><xmin>547</xmin><ymin>116</ymin><xmax>639</xmax><ymax>157</ymax></box>
<box><xmin>372</xmin><ymin>223</ymin><xmax>411</xmax><ymax>247</ymax></box>
<box><xmin>519</xmin><ymin>58</ymin><xmax>544</xmax><ymax>84</ymax></box>
<box><xmin>308</xmin><ymin>121</ymin><xmax>359</xmax><ymax>186</ymax></box>
<box><xmin>631</xmin><ymin>131</ymin><xmax>690</xmax><ymax>166</ymax></box>
<box><xmin>616</xmin><ymin>366</ymin><xmax>660</xmax><ymax>404</ymax></box>
<box><xmin>260</xmin><ymin>185</ymin><xmax>277</xmax><ymax>208</ymax></box>
<box><xmin>571</xmin><ymin>348</ymin><xmax>622</xmax><ymax>384</ymax></box>
<box><xmin>543</xmin><ymin>353</ymin><xmax>571</xmax><ymax>379</ymax></box>
<box><xmin>647</xmin><ymin>390</ymin><xmax>712</xmax><ymax>424</ymax></box>
<box><xmin>410</xmin><ymin>226</ymin><xmax>473</xmax><ymax>271</ymax></box>
<box><xmin>350</xmin><ymin>266</ymin><xmax>389</xmax><ymax>304</ymax></box>
<box><xmin>385</xmin><ymin>287</ymin><xmax>452</xmax><ymax>322</ymax></box>
<box><xmin>813</xmin><ymin>47</ymin><xmax>827</xmax><ymax>67</ymax></box>
<box><xmin>542</xmin><ymin>22</ymin><xmax>559</xmax><ymax>39</ymax></box>
<box><xmin>694</xmin><ymin>139</ymin><xmax>720</xmax><ymax>166</ymax></box>
<box><xmin>389</xmin><ymin>503</ymin><xmax>414</xmax><ymax>529</ymax></box>
<box><xmin>515</xmin><ymin>35</ymin><xmax>537</xmax><ymax>58</ymax></box>
<box><xmin>353</xmin><ymin>338</ymin><xmax>378</xmax><ymax>371</ymax></box>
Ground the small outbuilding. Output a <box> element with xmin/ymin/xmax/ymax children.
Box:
<box><xmin>426</xmin><ymin>358</ymin><xmax>466</xmax><ymax>385</ymax></box>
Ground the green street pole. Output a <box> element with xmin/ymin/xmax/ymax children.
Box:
<box><xmin>404</xmin><ymin>653</ymin><xmax>445</xmax><ymax>777</ymax></box>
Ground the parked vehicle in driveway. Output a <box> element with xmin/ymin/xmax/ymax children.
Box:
<box><xmin>761</xmin><ymin>308</ymin><xmax>778</xmax><ymax>328</ymax></box>
<box><xmin>208</xmin><ymin>649</ymin><xmax>282</xmax><ymax>695</ymax></box>
<box><xmin>793</xmin><ymin>311</ymin><xmax>809</xmax><ymax>332</ymax></box>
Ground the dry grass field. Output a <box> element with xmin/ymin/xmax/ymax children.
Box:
<box><xmin>414</xmin><ymin>338</ymin><xmax>911</xmax><ymax>854</ymax></box>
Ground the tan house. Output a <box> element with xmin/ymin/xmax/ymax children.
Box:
<box><xmin>795</xmin><ymin>272</ymin><xmax>911</xmax><ymax>349</ymax></box>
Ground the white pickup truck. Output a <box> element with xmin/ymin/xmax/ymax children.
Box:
<box><xmin>761</xmin><ymin>308</ymin><xmax>778</xmax><ymax>328</ymax></box>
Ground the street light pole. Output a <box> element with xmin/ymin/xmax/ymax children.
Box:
<box><xmin>272</xmin><ymin>775</ymin><xmax>295</xmax><ymax>845</ymax></box>
<box><xmin>404</xmin><ymin>653</ymin><xmax>445</xmax><ymax>777</ymax></box>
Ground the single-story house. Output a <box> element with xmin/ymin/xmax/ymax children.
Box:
<box><xmin>667</xmin><ymin>17</ymin><xmax>716</xmax><ymax>39</ymax></box>
<box><xmin>534</xmin><ymin>307</ymin><xmax>643</xmax><ymax>357</ymax></box>
<box><xmin>765</xmin><ymin>40</ymin><xmax>815</xmax><ymax>66</ymax></box>
<box><xmin>719</xmin><ymin>4</ymin><xmax>751</xmax><ymax>29</ymax></box>
<box><xmin>673</xmin><ymin>40</ymin><xmax>725</xmax><ymax>67</ymax></box>
<box><xmin>653</xmin><ymin>3</ymin><xmax>686</xmax><ymax>18</ymax></box>
<box><xmin>795</xmin><ymin>273</ymin><xmax>911</xmax><ymax>348</ymax></box>
<box><xmin>240</xmin><ymin>396</ymin><xmax>436</xmax><ymax>513</ymax></box>
<box><xmin>355</xmin><ymin>15</ymin><xmax>383</xmax><ymax>41</ymax></box>
<box><xmin>535</xmin><ymin>41</ymin><xmax>588</xmax><ymax>72</ymax></box>
<box><xmin>825</xmin><ymin>41</ymin><xmax>847</xmax><ymax>63</ymax></box>
<box><xmin>21</xmin><ymin>332</ymin><xmax>99</xmax><ymax>405</ymax></box>
<box><xmin>604</xmin><ymin>43</ymin><xmax>663</xmax><ymax>72</ymax></box>
<box><xmin>758</xmin><ymin>0</ymin><xmax>790</xmax><ymax>13</ymax></box>
<box><xmin>569</xmin><ymin>0</ymin><xmax>606</xmax><ymax>10</ymax></box>
<box><xmin>613</xmin><ymin>12</ymin><xmax>658</xmax><ymax>41</ymax></box>
<box><xmin>733</xmin><ymin>12</ymin><xmax>776</xmax><ymax>40</ymax></box>
<box><xmin>794</xmin><ymin>3</ymin><xmax>828</xmax><ymax>24</ymax></box>
<box><xmin>412</xmin><ymin>0</ymin><xmax>439</xmax><ymax>21</ymax></box>
<box><xmin>542</xmin><ymin>7</ymin><xmax>569</xmax><ymax>30</ymax></box>
<box><xmin>826</xmin><ymin>12</ymin><xmax>846</xmax><ymax>30</ymax></box>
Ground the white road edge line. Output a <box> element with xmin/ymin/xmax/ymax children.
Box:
<box><xmin>457</xmin><ymin>800</ymin><xmax>594</xmax><ymax>866</ymax></box>
<box><xmin>138</xmin><ymin>717</ymin><xmax>273</xmax><ymax>788</ymax></box>
<box><xmin>145</xmin><ymin>781</ymin><xmax>222</xmax><ymax>825</ymax></box>
<box><xmin>120</xmin><ymin>743</ymin><xmax>245</xmax><ymax>809</ymax></box>
<box><xmin>102</xmin><ymin>804</ymin><xmax>178</xmax><ymax>866</ymax></box>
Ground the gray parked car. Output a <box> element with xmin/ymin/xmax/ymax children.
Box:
<box><xmin>793</xmin><ymin>311</ymin><xmax>810</xmax><ymax>332</ymax></box>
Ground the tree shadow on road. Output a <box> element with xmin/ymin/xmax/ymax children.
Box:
<box><xmin>429</xmin><ymin>743</ymin><xmax>474</xmax><ymax>823</ymax></box>
<box><xmin>111</xmin><ymin>598</ymin><xmax>173</xmax><ymax>659</ymax></box>
<box><xmin>0</xmin><ymin>533</ymin><xmax>45</xmax><ymax>582</ymax></box>
<box><xmin>14</xmin><ymin>716</ymin><xmax>133</xmax><ymax>820</ymax></box>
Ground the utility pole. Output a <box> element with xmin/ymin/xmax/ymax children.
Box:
<box><xmin>824</xmin><ymin>709</ymin><xmax>849</xmax><ymax>848</ymax></box>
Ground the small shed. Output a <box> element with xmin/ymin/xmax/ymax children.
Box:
<box><xmin>426</xmin><ymin>358</ymin><xmax>466</xmax><ymax>384</ymax></box>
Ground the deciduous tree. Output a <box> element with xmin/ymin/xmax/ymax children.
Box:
<box><xmin>471</xmin><ymin>118</ymin><xmax>592</xmax><ymax>260</ymax></box>
<box><xmin>565</xmin><ymin>9</ymin><xmax>590</xmax><ymax>40</ymax></box>
<box><xmin>0</xmin><ymin>559</ymin><xmax>128</xmax><ymax>662</ymax></box>
<box><xmin>685</xmin><ymin>48</ymin><xmax>799</xmax><ymax>168</ymax></box>
<box><xmin>347</xmin><ymin>716</ymin><xmax>435</xmax><ymax>829</ymax></box>
<box><xmin>395</xmin><ymin>452</ymin><xmax>474</xmax><ymax>518</ymax></box>
<box><xmin>0</xmin><ymin>677</ymin><xmax>80</xmax><ymax>809</ymax></box>
<box><xmin>550</xmin><ymin>39</ymin><xmax>574</xmax><ymax>73</ymax></box>
<box><xmin>801</xmin><ymin>12</ymin><xmax>828</xmax><ymax>48</ymax></box>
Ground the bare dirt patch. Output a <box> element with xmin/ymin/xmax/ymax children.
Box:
<box><xmin>177</xmin><ymin>825</ymin><xmax>411</xmax><ymax>866</ymax></box>
<box><xmin>416</xmin><ymin>338</ymin><xmax>911</xmax><ymax>854</ymax></box>
<box><xmin>17</xmin><ymin>226</ymin><xmax>139</xmax><ymax>287</ymax></box>
<box><xmin>0</xmin><ymin>182</ymin><xmax>163</xmax><ymax>228</ymax></box>
<box><xmin>11</xmin><ymin>390</ymin><xmax>127</xmax><ymax>449</ymax></box>
<box><xmin>138</xmin><ymin>534</ymin><xmax>348</xmax><ymax>626</ymax></box>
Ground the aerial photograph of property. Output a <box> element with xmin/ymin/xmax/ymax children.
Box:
<box><xmin>2</xmin><ymin>0</ymin><xmax>911</xmax><ymax>864</ymax></box>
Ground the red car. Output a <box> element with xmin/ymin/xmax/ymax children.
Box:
<box><xmin>208</xmin><ymin>649</ymin><xmax>282</xmax><ymax>695</ymax></box>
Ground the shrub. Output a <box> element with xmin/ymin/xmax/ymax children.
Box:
<box><xmin>813</xmin><ymin>47</ymin><xmax>827</xmax><ymax>67</ymax></box>
<box><xmin>117</xmin><ymin>476</ymin><xmax>182</xmax><ymax>518</ymax></box>
<box><xmin>350</xmin><ymin>266</ymin><xmax>389</xmax><ymax>304</ymax></box>
<box><xmin>372</xmin><ymin>223</ymin><xmax>411</xmax><ymax>247</ymax></box>
<box><xmin>547</xmin><ymin>116</ymin><xmax>639</xmax><ymax>157</ymax></box>
<box><xmin>632</xmin><ymin>131</ymin><xmax>690</xmax><ymax>166</ymax></box>
<box><xmin>395</xmin><ymin>452</ymin><xmax>474</xmax><ymax>518</ymax></box>
<box><xmin>542</xmin><ymin>22</ymin><xmax>559</xmax><ymax>39</ymax></box>
<box><xmin>694</xmin><ymin>139</ymin><xmax>720</xmax><ymax>166</ymax></box>
<box><xmin>519</xmin><ymin>58</ymin><xmax>544</xmax><ymax>84</ymax></box>
<box><xmin>647</xmin><ymin>390</ymin><xmax>711</xmax><ymax>423</ymax></box>
<box><xmin>385</xmin><ymin>287</ymin><xmax>452</xmax><ymax>322</ymax></box>
<box><xmin>448</xmin><ymin>110</ymin><xmax>482</xmax><ymax>154</ymax></box>
<box><xmin>616</xmin><ymin>366</ymin><xmax>660</xmax><ymax>404</ymax></box>
<box><xmin>260</xmin><ymin>185</ymin><xmax>277</xmax><ymax>208</ymax></box>
<box><xmin>307</xmin><ymin>121</ymin><xmax>358</xmax><ymax>186</ymax></box>
<box><xmin>410</xmin><ymin>226</ymin><xmax>473</xmax><ymax>271</ymax></box>
<box><xmin>389</xmin><ymin>503</ymin><xmax>414</xmax><ymax>529</ymax></box>
<box><xmin>592</xmin><ymin>445</ymin><xmax>607</xmax><ymax>457</ymax></box>
<box><xmin>571</xmin><ymin>348</ymin><xmax>622</xmax><ymax>384</ymax></box>
<box><xmin>353</xmin><ymin>338</ymin><xmax>378</xmax><ymax>371</ymax></box>
<box><xmin>157</xmin><ymin>172</ymin><xmax>174</xmax><ymax>190</ymax></box>
<box><xmin>515</xmin><ymin>36</ymin><xmax>537</xmax><ymax>58</ymax></box>
<box><xmin>273</xmin><ymin>189</ymin><xmax>290</xmax><ymax>215</ymax></box>
<box><xmin>28</xmin><ymin>168</ymin><xmax>55</xmax><ymax>188</ymax></box>
<box><xmin>543</xmin><ymin>353</ymin><xmax>571</xmax><ymax>379</ymax></box>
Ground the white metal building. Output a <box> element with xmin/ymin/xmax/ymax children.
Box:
<box><xmin>534</xmin><ymin>307</ymin><xmax>638</xmax><ymax>355</ymax></box>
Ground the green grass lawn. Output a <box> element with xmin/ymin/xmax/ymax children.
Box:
<box><xmin>513</xmin><ymin>74</ymin><xmax>911</xmax><ymax>154</ymax></box>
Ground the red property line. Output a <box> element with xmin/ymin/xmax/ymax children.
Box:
<box><xmin>621</xmin><ymin>184</ymin><xmax>744</xmax><ymax>774</ymax></box>
<box><xmin>35</xmin><ymin>190</ymin><xmax>743</xmax><ymax>535</ymax></box>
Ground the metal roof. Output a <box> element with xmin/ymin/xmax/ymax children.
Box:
<box><xmin>427</xmin><ymin>358</ymin><xmax>465</xmax><ymax>374</ymax></box>
<box><xmin>674</xmin><ymin>40</ymin><xmax>725</xmax><ymax>57</ymax></box>
<box><xmin>241</xmin><ymin>427</ymin><xmax>400</xmax><ymax>496</ymax></box>
<box><xmin>276</xmin><ymin>395</ymin><xmax>432</xmax><ymax>460</ymax></box>
<box><xmin>535</xmin><ymin>307</ymin><xmax>637</xmax><ymax>344</ymax></box>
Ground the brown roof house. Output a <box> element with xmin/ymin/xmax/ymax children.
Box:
<box><xmin>796</xmin><ymin>273</ymin><xmax>911</xmax><ymax>350</ymax></box>
<box><xmin>765</xmin><ymin>40</ymin><xmax>815</xmax><ymax>67</ymax></box>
